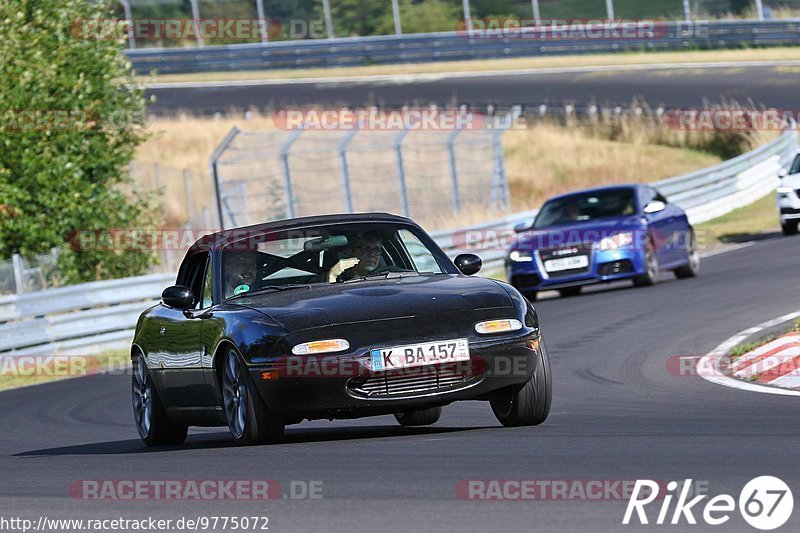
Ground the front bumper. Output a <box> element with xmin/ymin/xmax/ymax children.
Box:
<box><xmin>507</xmin><ymin>247</ymin><xmax>645</xmax><ymax>292</ymax></box>
<box><xmin>778</xmin><ymin>192</ymin><xmax>800</xmax><ymax>222</ymax></box>
<box><xmin>248</xmin><ymin>333</ymin><xmax>540</xmax><ymax>420</ymax></box>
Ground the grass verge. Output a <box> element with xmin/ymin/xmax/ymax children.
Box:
<box><xmin>695</xmin><ymin>193</ymin><xmax>781</xmax><ymax>251</ymax></box>
<box><xmin>0</xmin><ymin>350</ymin><xmax>130</xmax><ymax>392</ymax></box>
<box><xmin>143</xmin><ymin>47</ymin><xmax>800</xmax><ymax>84</ymax></box>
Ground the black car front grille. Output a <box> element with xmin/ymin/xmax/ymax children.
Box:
<box><xmin>347</xmin><ymin>364</ymin><xmax>475</xmax><ymax>398</ymax></box>
<box><xmin>598</xmin><ymin>260</ymin><xmax>634</xmax><ymax>277</ymax></box>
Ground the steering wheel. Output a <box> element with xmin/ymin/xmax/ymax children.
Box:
<box><xmin>367</xmin><ymin>265</ymin><xmax>414</xmax><ymax>276</ymax></box>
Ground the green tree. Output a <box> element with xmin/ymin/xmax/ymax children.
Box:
<box><xmin>376</xmin><ymin>0</ymin><xmax>460</xmax><ymax>34</ymax></box>
<box><xmin>0</xmin><ymin>0</ymin><xmax>156</xmax><ymax>284</ymax></box>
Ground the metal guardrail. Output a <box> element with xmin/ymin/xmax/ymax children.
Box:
<box><xmin>126</xmin><ymin>20</ymin><xmax>800</xmax><ymax>74</ymax></box>
<box><xmin>1</xmin><ymin>129</ymin><xmax>796</xmax><ymax>355</ymax></box>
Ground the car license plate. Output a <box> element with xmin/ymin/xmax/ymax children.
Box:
<box><xmin>544</xmin><ymin>255</ymin><xmax>588</xmax><ymax>272</ymax></box>
<box><xmin>370</xmin><ymin>339</ymin><xmax>470</xmax><ymax>372</ymax></box>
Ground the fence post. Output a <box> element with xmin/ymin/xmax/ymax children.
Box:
<box><xmin>255</xmin><ymin>0</ymin><xmax>269</xmax><ymax>43</ymax></box>
<box><xmin>446</xmin><ymin>128</ymin><xmax>463</xmax><ymax>216</ymax></box>
<box><xmin>11</xmin><ymin>254</ymin><xmax>24</xmax><ymax>294</ymax></box>
<box><xmin>118</xmin><ymin>0</ymin><xmax>136</xmax><ymax>49</ymax></box>
<box><xmin>391</xmin><ymin>0</ymin><xmax>402</xmax><ymax>35</ymax></box>
<box><xmin>605</xmin><ymin>0</ymin><xmax>615</xmax><ymax>21</ymax></box>
<box><xmin>394</xmin><ymin>130</ymin><xmax>412</xmax><ymax>218</ymax></box>
<box><xmin>338</xmin><ymin>129</ymin><xmax>359</xmax><ymax>213</ymax></box>
<box><xmin>189</xmin><ymin>0</ymin><xmax>204</xmax><ymax>46</ymax></box>
<box><xmin>280</xmin><ymin>129</ymin><xmax>304</xmax><ymax>219</ymax></box>
<box><xmin>683</xmin><ymin>0</ymin><xmax>691</xmax><ymax>21</ymax></box>
<box><xmin>322</xmin><ymin>0</ymin><xmax>335</xmax><ymax>39</ymax></box>
<box><xmin>209</xmin><ymin>127</ymin><xmax>241</xmax><ymax>230</ymax></box>
<box><xmin>531</xmin><ymin>0</ymin><xmax>541</xmax><ymax>22</ymax></box>
<box><xmin>183</xmin><ymin>168</ymin><xmax>194</xmax><ymax>228</ymax></box>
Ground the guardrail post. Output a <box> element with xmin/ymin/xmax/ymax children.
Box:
<box><xmin>280</xmin><ymin>129</ymin><xmax>304</xmax><ymax>219</ymax></box>
<box><xmin>394</xmin><ymin>129</ymin><xmax>412</xmax><ymax>218</ymax></box>
<box><xmin>11</xmin><ymin>254</ymin><xmax>24</xmax><ymax>294</ymax></box>
<box><xmin>209</xmin><ymin>127</ymin><xmax>241</xmax><ymax>230</ymax></box>
<box><xmin>446</xmin><ymin>128</ymin><xmax>463</xmax><ymax>216</ymax></box>
<box><xmin>338</xmin><ymin>129</ymin><xmax>359</xmax><ymax>213</ymax></box>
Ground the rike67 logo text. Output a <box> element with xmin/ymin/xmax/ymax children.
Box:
<box><xmin>623</xmin><ymin>477</ymin><xmax>793</xmax><ymax>530</ymax></box>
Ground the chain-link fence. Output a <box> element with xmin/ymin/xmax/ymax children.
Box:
<box><xmin>210</xmin><ymin>113</ymin><xmax>518</xmax><ymax>231</ymax></box>
<box><xmin>0</xmin><ymin>250</ymin><xmax>60</xmax><ymax>295</ymax></box>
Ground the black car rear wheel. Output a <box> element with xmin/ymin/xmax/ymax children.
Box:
<box><xmin>222</xmin><ymin>348</ymin><xmax>284</xmax><ymax>445</ymax></box>
<box><xmin>132</xmin><ymin>354</ymin><xmax>188</xmax><ymax>446</ymax></box>
<box><xmin>394</xmin><ymin>406</ymin><xmax>442</xmax><ymax>427</ymax></box>
<box><xmin>490</xmin><ymin>340</ymin><xmax>552</xmax><ymax>427</ymax></box>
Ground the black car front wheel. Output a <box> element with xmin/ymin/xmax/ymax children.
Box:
<box><xmin>490</xmin><ymin>340</ymin><xmax>552</xmax><ymax>427</ymax></box>
<box><xmin>132</xmin><ymin>353</ymin><xmax>188</xmax><ymax>446</ymax></box>
<box><xmin>222</xmin><ymin>348</ymin><xmax>284</xmax><ymax>445</ymax></box>
<box><xmin>394</xmin><ymin>406</ymin><xmax>442</xmax><ymax>427</ymax></box>
<box><xmin>782</xmin><ymin>221</ymin><xmax>799</xmax><ymax>236</ymax></box>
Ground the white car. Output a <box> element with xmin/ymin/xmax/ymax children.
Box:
<box><xmin>778</xmin><ymin>152</ymin><xmax>800</xmax><ymax>236</ymax></box>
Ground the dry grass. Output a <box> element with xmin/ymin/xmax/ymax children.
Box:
<box><xmin>137</xmin><ymin>111</ymin><xmax>775</xmax><ymax>230</ymax></box>
<box><xmin>503</xmin><ymin>123</ymin><xmax>722</xmax><ymax>211</ymax></box>
<box><xmin>144</xmin><ymin>47</ymin><xmax>800</xmax><ymax>84</ymax></box>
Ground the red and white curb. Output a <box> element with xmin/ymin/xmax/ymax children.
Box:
<box><xmin>729</xmin><ymin>333</ymin><xmax>800</xmax><ymax>389</ymax></box>
<box><xmin>698</xmin><ymin>310</ymin><xmax>800</xmax><ymax>396</ymax></box>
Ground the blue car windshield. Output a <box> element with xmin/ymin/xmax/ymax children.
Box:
<box><xmin>532</xmin><ymin>189</ymin><xmax>637</xmax><ymax>229</ymax></box>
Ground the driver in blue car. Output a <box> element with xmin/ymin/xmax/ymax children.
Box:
<box><xmin>326</xmin><ymin>230</ymin><xmax>383</xmax><ymax>283</ymax></box>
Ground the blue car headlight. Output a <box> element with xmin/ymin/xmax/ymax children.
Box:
<box><xmin>597</xmin><ymin>232</ymin><xmax>634</xmax><ymax>252</ymax></box>
<box><xmin>509</xmin><ymin>250</ymin><xmax>534</xmax><ymax>263</ymax></box>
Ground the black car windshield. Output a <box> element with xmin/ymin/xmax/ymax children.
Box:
<box><xmin>221</xmin><ymin>222</ymin><xmax>448</xmax><ymax>299</ymax></box>
<box><xmin>532</xmin><ymin>189</ymin><xmax>637</xmax><ymax>229</ymax></box>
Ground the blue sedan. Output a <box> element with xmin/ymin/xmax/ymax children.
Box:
<box><xmin>506</xmin><ymin>185</ymin><xmax>699</xmax><ymax>300</ymax></box>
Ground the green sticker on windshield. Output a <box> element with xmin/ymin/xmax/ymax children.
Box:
<box><xmin>233</xmin><ymin>284</ymin><xmax>250</xmax><ymax>296</ymax></box>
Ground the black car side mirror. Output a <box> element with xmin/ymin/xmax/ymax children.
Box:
<box><xmin>455</xmin><ymin>254</ymin><xmax>482</xmax><ymax>276</ymax></box>
<box><xmin>162</xmin><ymin>285</ymin><xmax>194</xmax><ymax>310</ymax></box>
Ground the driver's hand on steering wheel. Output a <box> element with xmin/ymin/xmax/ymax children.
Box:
<box><xmin>328</xmin><ymin>257</ymin><xmax>360</xmax><ymax>283</ymax></box>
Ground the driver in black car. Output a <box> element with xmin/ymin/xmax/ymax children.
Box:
<box><xmin>325</xmin><ymin>230</ymin><xmax>383</xmax><ymax>283</ymax></box>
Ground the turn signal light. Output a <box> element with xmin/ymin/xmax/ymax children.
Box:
<box><xmin>475</xmin><ymin>319</ymin><xmax>523</xmax><ymax>334</ymax></box>
<box><xmin>292</xmin><ymin>339</ymin><xmax>350</xmax><ymax>355</ymax></box>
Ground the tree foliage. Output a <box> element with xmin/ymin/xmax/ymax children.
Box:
<box><xmin>0</xmin><ymin>0</ymin><xmax>156</xmax><ymax>284</ymax></box>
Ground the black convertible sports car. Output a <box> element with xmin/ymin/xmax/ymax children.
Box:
<box><xmin>131</xmin><ymin>213</ymin><xmax>552</xmax><ymax>446</ymax></box>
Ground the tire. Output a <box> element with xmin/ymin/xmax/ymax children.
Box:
<box><xmin>222</xmin><ymin>348</ymin><xmax>284</xmax><ymax>445</ymax></box>
<box><xmin>132</xmin><ymin>353</ymin><xmax>188</xmax><ymax>447</ymax></box>
<box><xmin>394</xmin><ymin>406</ymin><xmax>442</xmax><ymax>427</ymax></box>
<box><xmin>674</xmin><ymin>229</ymin><xmax>700</xmax><ymax>279</ymax></box>
<box><xmin>490</xmin><ymin>339</ymin><xmax>552</xmax><ymax>427</ymax></box>
<box><xmin>633</xmin><ymin>237</ymin><xmax>659</xmax><ymax>287</ymax></box>
<box><xmin>782</xmin><ymin>221</ymin><xmax>799</xmax><ymax>236</ymax></box>
<box><xmin>558</xmin><ymin>287</ymin><xmax>582</xmax><ymax>298</ymax></box>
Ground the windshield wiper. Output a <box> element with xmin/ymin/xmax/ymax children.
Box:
<box><xmin>343</xmin><ymin>271</ymin><xmax>421</xmax><ymax>284</ymax></box>
<box><xmin>227</xmin><ymin>284</ymin><xmax>311</xmax><ymax>301</ymax></box>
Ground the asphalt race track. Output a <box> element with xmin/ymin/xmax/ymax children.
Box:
<box><xmin>1</xmin><ymin>235</ymin><xmax>799</xmax><ymax>532</ymax></box>
<box><xmin>146</xmin><ymin>64</ymin><xmax>800</xmax><ymax>115</ymax></box>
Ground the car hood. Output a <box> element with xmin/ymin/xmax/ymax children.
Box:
<box><xmin>513</xmin><ymin>216</ymin><xmax>643</xmax><ymax>250</ymax></box>
<box><xmin>233</xmin><ymin>274</ymin><xmax>514</xmax><ymax>331</ymax></box>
